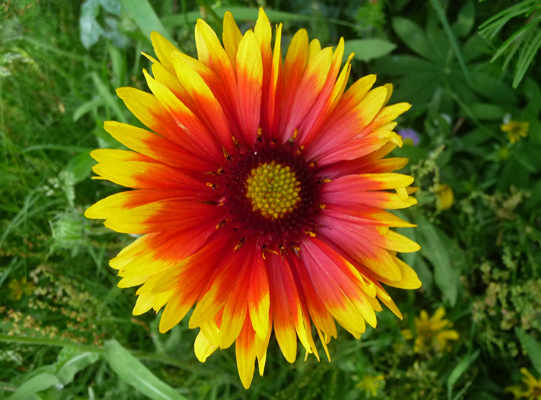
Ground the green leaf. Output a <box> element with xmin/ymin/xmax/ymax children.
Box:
<box><xmin>392</xmin><ymin>146</ymin><xmax>429</xmax><ymax>167</ymax></box>
<box><xmin>104</xmin><ymin>340</ymin><xmax>188</xmax><ymax>400</ymax></box>
<box><xmin>429</xmin><ymin>0</ymin><xmax>470</xmax><ymax>80</ymax></box>
<box><xmin>524</xmin><ymin>77</ymin><xmax>541</xmax><ymax>116</ymax></box>
<box><xmin>161</xmin><ymin>7</ymin><xmax>356</xmax><ymax>29</ymax></box>
<box><xmin>344</xmin><ymin>39</ymin><xmax>396</xmax><ymax>62</ymax></box>
<box><xmin>524</xmin><ymin>179</ymin><xmax>541</xmax><ymax>210</ymax></box>
<box><xmin>91</xmin><ymin>72</ymin><xmax>127</xmax><ymax>123</ymax></box>
<box><xmin>453</xmin><ymin>0</ymin><xmax>475</xmax><ymax>38</ymax></box>
<box><xmin>414</xmin><ymin>256</ymin><xmax>434</xmax><ymax>295</ymax></box>
<box><xmin>73</xmin><ymin>98</ymin><xmax>104</xmax><ymax>122</ymax></box>
<box><xmin>461</xmin><ymin>128</ymin><xmax>492</xmax><ymax>147</ymax></box>
<box><xmin>79</xmin><ymin>0</ymin><xmax>103</xmax><ymax>49</ymax></box>
<box><xmin>469</xmin><ymin>71</ymin><xmax>517</xmax><ymax>105</ymax></box>
<box><xmin>514</xmin><ymin>144</ymin><xmax>541</xmax><ymax>173</ymax></box>
<box><xmin>65</xmin><ymin>152</ymin><xmax>97</xmax><ymax>184</ymax></box>
<box><xmin>8</xmin><ymin>373</ymin><xmax>59</xmax><ymax>400</ymax></box>
<box><xmin>55</xmin><ymin>347</ymin><xmax>101</xmax><ymax>385</ymax></box>
<box><xmin>497</xmin><ymin>158</ymin><xmax>529</xmax><ymax>191</ymax></box>
<box><xmin>462</xmin><ymin>34</ymin><xmax>490</xmax><ymax>62</ymax></box>
<box><xmin>513</xmin><ymin>29</ymin><xmax>541</xmax><ymax>88</ymax></box>
<box><xmin>516</xmin><ymin>328</ymin><xmax>541</xmax><ymax>375</ymax></box>
<box><xmin>120</xmin><ymin>0</ymin><xmax>175</xmax><ymax>44</ymax></box>
<box><xmin>447</xmin><ymin>350</ymin><xmax>480</xmax><ymax>400</ymax></box>
<box><xmin>415</xmin><ymin>215</ymin><xmax>458</xmax><ymax>305</ymax></box>
<box><xmin>469</xmin><ymin>103</ymin><xmax>505</xmax><ymax>121</ymax></box>
<box><xmin>392</xmin><ymin>17</ymin><xmax>432</xmax><ymax>59</ymax></box>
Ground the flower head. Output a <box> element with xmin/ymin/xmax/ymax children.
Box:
<box><xmin>86</xmin><ymin>9</ymin><xmax>420</xmax><ymax>388</ymax></box>
<box><xmin>505</xmin><ymin>368</ymin><xmax>541</xmax><ymax>400</ymax></box>
<box><xmin>401</xmin><ymin>307</ymin><xmax>458</xmax><ymax>353</ymax></box>
<box><xmin>398</xmin><ymin>128</ymin><xmax>420</xmax><ymax>146</ymax></box>
<box><xmin>357</xmin><ymin>374</ymin><xmax>385</xmax><ymax>397</ymax></box>
<box><xmin>501</xmin><ymin>120</ymin><xmax>529</xmax><ymax>143</ymax></box>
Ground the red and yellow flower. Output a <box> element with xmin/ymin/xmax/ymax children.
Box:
<box><xmin>86</xmin><ymin>9</ymin><xmax>420</xmax><ymax>389</ymax></box>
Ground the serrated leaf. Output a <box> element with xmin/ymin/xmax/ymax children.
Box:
<box><xmin>8</xmin><ymin>373</ymin><xmax>59</xmax><ymax>400</ymax></box>
<box><xmin>344</xmin><ymin>39</ymin><xmax>396</xmax><ymax>62</ymax></box>
<box><xmin>104</xmin><ymin>340</ymin><xmax>187</xmax><ymax>400</ymax></box>
<box><xmin>515</xmin><ymin>328</ymin><xmax>541</xmax><ymax>375</ymax></box>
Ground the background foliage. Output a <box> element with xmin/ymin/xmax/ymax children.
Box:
<box><xmin>1</xmin><ymin>0</ymin><xmax>541</xmax><ymax>399</ymax></box>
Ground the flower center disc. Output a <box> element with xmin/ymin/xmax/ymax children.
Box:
<box><xmin>246</xmin><ymin>161</ymin><xmax>301</xmax><ymax>219</ymax></box>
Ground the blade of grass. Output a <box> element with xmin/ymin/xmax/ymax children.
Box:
<box><xmin>447</xmin><ymin>350</ymin><xmax>480</xmax><ymax>400</ymax></box>
<box><xmin>120</xmin><ymin>0</ymin><xmax>175</xmax><ymax>44</ymax></box>
<box><xmin>0</xmin><ymin>334</ymin><xmax>205</xmax><ymax>373</ymax></box>
<box><xmin>430</xmin><ymin>0</ymin><xmax>470</xmax><ymax>81</ymax></box>
<box><xmin>513</xmin><ymin>29</ymin><xmax>541</xmax><ymax>88</ymax></box>
<box><xmin>7</xmin><ymin>373</ymin><xmax>59</xmax><ymax>400</ymax></box>
<box><xmin>104</xmin><ymin>340</ymin><xmax>188</xmax><ymax>400</ymax></box>
<box><xmin>515</xmin><ymin>328</ymin><xmax>541</xmax><ymax>375</ymax></box>
<box><xmin>197</xmin><ymin>0</ymin><xmax>223</xmax><ymax>32</ymax></box>
<box><xmin>479</xmin><ymin>0</ymin><xmax>535</xmax><ymax>37</ymax></box>
<box><xmin>23</xmin><ymin>37</ymin><xmax>101</xmax><ymax>68</ymax></box>
<box><xmin>490</xmin><ymin>17</ymin><xmax>539</xmax><ymax>62</ymax></box>
<box><xmin>91</xmin><ymin>72</ymin><xmax>127</xmax><ymax>123</ymax></box>
<box><xmin>20</xmin><ymin>145</ymin><xmax>94</xmax><ymax>154</ymax></box>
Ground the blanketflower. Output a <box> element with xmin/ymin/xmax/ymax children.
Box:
<box><xmin>86</xmin><ymin>9</ymin><xmax>420</xmax><ymax>388</ymax></box>
<box><xmin>501</xmin><ymin>120</ymin><xmax>529</xmax><ymax>143</ymax></box>
<box><xmin>402</xmin><ymin>307</ymin><xmax>459</xmax><ymax>353</ymax></box>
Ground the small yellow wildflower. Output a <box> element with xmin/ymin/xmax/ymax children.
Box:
<box><xmin>357</xmin><ymin>374</ymin><xmax>385</xmax><ymax>397</ymax></box>
<box><xmin>505</xmin><ymin>368</ymin><xmax>541</xmax><ymax>400</ymax></box>
<box><xmin>8</xmin><ymin>278</ymin><xmax>35</xmax><ymax>300</ymax></box>
<box><xmin>401</xmin><ymin>307</ymin><xmax>459</xmax><ymax>353</ymax></box>
<box><xmin>501</xmin><ymin>121</ymin><xmax>529</xmax><ymax>143</ymax></box>
<box><xmin>435</xmin><ymin>184</ymin><xmax>454</xmax><ymax>211</ymax></box>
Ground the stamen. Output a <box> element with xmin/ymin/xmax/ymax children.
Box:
<box><xmin>305</xmin><ymin>229</ymin><xmax>316</xmax><ymax>237</ymax></box>
<box><xmin>289</xmin><ymin>129</ymin><xmax>298</xmax><ymax>145</ymax></box>
<box><xmin>223</xmin><ymin>147</ymin><xmax>231</xmax><ymax>161</ymax></box>
<box><xmin>234</xmin><ymin>237</ymin><xmax>245</xmax><ymax>251</ymax></box>
<box><xmin>216</xmin><ymin>220</ymin><xmax>227</xmax><ymax>229</ymax></box>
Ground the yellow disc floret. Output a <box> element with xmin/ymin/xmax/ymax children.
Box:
<box><xmin>245</xmin><ymin>161</ymin><xmax>301</xmax><ymax>219</ymax></box>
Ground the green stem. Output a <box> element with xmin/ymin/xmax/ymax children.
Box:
<box><xmin>197</xmin><ymin>0</ymin><xmax>222</xmax><ymax>34</ymax></box>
